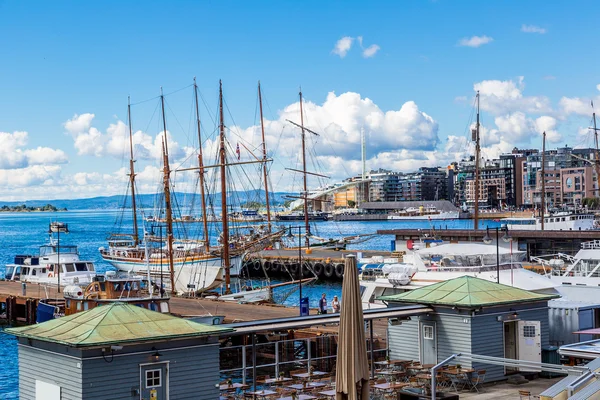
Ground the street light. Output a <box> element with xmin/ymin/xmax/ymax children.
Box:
<box><xmin>483</xmin><ymin>226</ymin><xmax>512</xmax><ymax>283</ymax></box>
<box><xmin>288</xmin><ymin>226</ymin><xmax>305</xmax><ymax>316</ymax></box>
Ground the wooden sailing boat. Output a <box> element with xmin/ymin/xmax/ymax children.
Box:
<box><xmin>473</xmin><ymin>90</ymin><xmax>481</xmax><ymax>230</ymax></box>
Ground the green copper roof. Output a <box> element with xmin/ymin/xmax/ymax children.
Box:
<box><xmin>5</xmin><ymin>302</ymin><xmax>233</xmax><ymax>347</ymax></box>
<box><xmin>378</xmin><ymin>276</ymin><xmax>560</xmax><ymax>307</ymax></box>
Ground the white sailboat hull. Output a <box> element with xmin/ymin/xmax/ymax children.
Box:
<box><xmin>388</xmin><ymin>211</ymin><xmax>459</xmax><ymax>220</ymax></box>
<box><xmin>104</xmin><ymin>255</ymin><xmax>242</xmax><ymax>294</ymax></box>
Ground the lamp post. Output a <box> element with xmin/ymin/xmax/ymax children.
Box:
<box><xmin>483</xmin><ymin>226</ymin><xmax>512</xmax><ymax>283</ymax></box>
<box><xmin>288</xmin><ymin>226</ymin><xmax>304</xmax><ymax>316</ymax></box>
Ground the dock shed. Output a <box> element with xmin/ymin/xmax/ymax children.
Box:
<box><xmin>5</xmin><ymin>302</ymin><xmax>233</xmax><ymax>400</ymax></box>
<box><xmin>548</xmin><ymin>300</ymin><xmax>600</xmax><ymax>346</ymax></box>
<box><xmin>380</xmin><ymin>276</ymin><xmax>559</xmax><ymax>382</ymax></box>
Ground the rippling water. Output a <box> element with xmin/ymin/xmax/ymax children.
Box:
<box><xmin>0</xmin><ymin>210</ymin><xmax>499</xmax><ymax>397</ymax></box>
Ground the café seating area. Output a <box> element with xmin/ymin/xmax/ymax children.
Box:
<box><xmin>219</xmin><ymin>360</ymin><xmax>487</xmax><ymax>399</ymax></box>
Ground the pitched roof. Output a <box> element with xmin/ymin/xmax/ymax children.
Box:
<box><xmin>5</xmin><ymin>302</ymin><xmax>233</xmax><ymax>347</ymax></box>
<box><xmin>378</xmin><ymin>276</ymin><xmax>559</xmax><ymax>307</ymax></box>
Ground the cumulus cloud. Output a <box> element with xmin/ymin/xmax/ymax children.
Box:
<box><xmin>362</xmin><ymin>44</ymin><xmax>381</xmax><ymax>58</ymax></box>
<box><xmin>65</xmin><ymin>114</ymin><xmax>185</xmax><ymax>160</ymax></box>
<box><xmin>474</xmin><ymin>77</ymin><xmax>552</xmax><ymax>115</ymax></box>
<box><xmin>332</xmin><ymin>36</ymin><xmax>354</xmax><ymax>58</ymax></box>
<box><xmin>0</xmin><ymin>131</ymin><xmax>68</xmax><ymax>169</ymax></box>
<box><xmin>534</xmin><ymin>116</ymin><xmax>561</xmax><ymax>143</ymax></box>
<box><xmin>458</xmin><ymin>35</ymin><xmax>493</xmax><ymax>48</ymax></box>
<box><xmin>559</xmin><ymin>96</ymin><xmax>594</xmax><ymax>117</ymax></box>
<box><xmin>521</xmin><ymin>25</ymin><xmax>547</xmax><ymax>34</ymax></box>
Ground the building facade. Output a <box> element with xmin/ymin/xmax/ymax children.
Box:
<box><xmin>367</xmin><ymin>168</ymin><xmax>448</xmax><ymax>203</ymax></box>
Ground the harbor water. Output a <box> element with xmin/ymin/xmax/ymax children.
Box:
<box><xmin>0</xmin><ymin>210</ymin><xmax>500</xmax><ymax>398</ymax></box>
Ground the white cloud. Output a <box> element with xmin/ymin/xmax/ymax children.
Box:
<box><xmin>458</xmin><ymin>35</ymin><xmax>493</xmax><ymax>48</ymax></box>
<box><xmin>64</xmin><ymin>113</ymin><xmax>95</xmax><ymax>135</ymax></box>
<box><xmin>24</xmin><ymin>147</ymin><xmax>68</xmax><ymax>165</ymax></box>
<box><xmin>0</xmin><ymin>131</ymin><xmax>68</xmax><ymax>169</ymax></box>
<box><xmin>559</xmin><ymin>96</ymin><xmax>592</xmax><ymax>117</ymax></box>
<box><xmin>534</xmin><ymin>116</ymin><xmax>561</xmax><ymax>143</ymax></box>
<box><xmin>474</xmin><ymin>77</ymin><xmax>552</xmax><ymax>115</ymax></box>
<box><xmin>332</xmin><ymin>36</ymin><xmax>354</xmax><ymax>58</ymax></box>
<box><xmin>362</xmin><ymin>44</ymin><xmax>380</xmax><ymax>58</ymax></box>
<box><xmin>521</xmin><ymin>25</ymin><xmax>547</xmax><ymax>34</ymax></box>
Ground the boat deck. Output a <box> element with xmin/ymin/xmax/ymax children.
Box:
<box><xmin>257</xmin><ymin>248</ymin><xmax>393</xmax><ymax>261</ymax></box>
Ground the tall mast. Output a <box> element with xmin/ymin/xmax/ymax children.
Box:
<box><xmin>299</xmin><ymin>90</ymin><xmax>310</xmax><ymax>247</ymax></box>
<box><xmin>219</xmin><ymin>80</ymin><xmax>232</xmax><ymax>294</ymax></box>
<box><xmin>194</xmin><ymin>77</ymin><xmax>210</xmax><ymax>253</ymax></box>
<box><xmin>541</xmin><ymin>131</ymin><xmax>546</xmax><ymax>231</ymax></box>
<box><xmin>474</xmin><ymin>91</ymin><xmax>481</xmax><ymax>230</ymax></box>
<box><xmin>160</xmin><ymin>88</ymin><xmax>176</xmax><ymax>294</ymax></box>
<box><xmin>361</xmin><ymin>126</ymin><xmax>366</xmax><ymax>206</ymax></box>
<box><xmin>593</xmin><ymin>104</ymin><xmax>600</xmax><ymax>197</ymax></box>
<box><xmin>258</xmin><ymin>81</ymin><xmax>272</xmax><ymax>231</ymax></box>
<box><xmin>127</xmin><ymin>96</ymin><xmax>139</xmax><ymax>245</ymax></box>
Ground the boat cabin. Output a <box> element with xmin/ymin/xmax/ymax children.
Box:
<box><xmin>63</xmin><ymin>273</ymin><xmax>170</xmax><ymax>315</ymax></box>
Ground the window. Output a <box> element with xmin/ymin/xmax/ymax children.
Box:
<box><xmin>65</xmin><ymin>263</ymin><xmax>75</xmax><ymax>272</ymax></box>
<box><xmin>423</xmin><ymin>325</ymin><xmax>434</xmax><ymax>340</ymax></box>
<box><xmin>523</xmin><ymin>325</ymin><xmax>536</xmax><ymax>338</ymax></box>
<box><xmin>75</xmin><ymin>263</ymin><xmax>88</xmax><ymax>272</ymax></box>
<box><xmin>146</xmin><ymin>369</ymin><xmax>161</xmax><ymax>388</ymax></box>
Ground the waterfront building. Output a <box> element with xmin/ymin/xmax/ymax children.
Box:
<box><xmin>6</xmin><ymin>302</ymin><xmax>231</xmax><ymax>400</ymax></box>
<box><xmin>367</xmin><ymin>167</ymin><xmax>449</xmax><ymax>203</ymax></box>
<box><xmin>522</xmin><ymin>146</ymin><xmax>599</xmax><ymax>208</ymax></box>
<box><xmin>381</xmin><ymin>276</ymin><xmax>559</xmax><ymax>382</ymax></box>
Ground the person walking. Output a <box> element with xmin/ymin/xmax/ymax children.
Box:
<box><xmin>318</xmin><ymin>293</ymin><xmax>328</xmax><ymax>314</ymax></box>
<box><xmin>331</xmin><ymin>295</ymin><xmax>340</xmax><ymax>313</ymax></box>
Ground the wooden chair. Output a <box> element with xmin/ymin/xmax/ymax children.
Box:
<box><xmin>519</xmin><ymin>390</ymin><xmax>531</xmax><ymax>400</ymax></box>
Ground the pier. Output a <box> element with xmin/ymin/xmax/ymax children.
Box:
<box><xmin>242</xmin><ymin>248</ymin><xmax>398</xmax><ymax>280</ymax></box>
<box><xmin>378</xmin><ymin>228</ymin><xmax>600</xmax><ymax>257</ymax></box>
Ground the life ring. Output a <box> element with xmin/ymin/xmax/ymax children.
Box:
<box><xmin>271</xmin><ymin>262</ymin><xmax>281</xmax><ymax>274</ymax></box>
<box><xmin>289</xmin><ymin>262</ymin><xmax>299</xmax><ymax>276</ymax></box>
<box><xmin>252</xmin><ymin>260</ymin><xmax>261</xmax><ymax>272</ymax></box>
<box><xmin>313</xmin><ymin>263</ymin><xmax>324</xmax><ymax>278</ymax></box>
<box><xmin>323</xmin><ymin>263</ymin><xmax>335</xmax><ymax>279</ymax></box>
<box><xmin>48</xmin><ymin>272</ymin><xmax>54</xmax><ymax>278</ymax></box>
<box><xmin>334</xmin><ymin>263</ymin><xmax>344</xmax><ymax>279</ymax></box>
<box><xmin>263</xmin><ymin>261</ymin><xmax>272</xmax><ymax>272</ymax></box>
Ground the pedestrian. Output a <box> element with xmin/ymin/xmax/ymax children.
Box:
<box><xmin>331</xmin><ymin>295</ymin><xmax>340</xmax><ymax>313</ymax></box>
<box><xmin>318</xmin><ymin>293</ymin><xmax>328</xmax><ymax>314</ymax></box>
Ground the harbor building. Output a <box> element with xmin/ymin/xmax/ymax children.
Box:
<box><xmin>6</xmin><ymin>302</ymin><xmax>232</xmax><ymax>400</ymax></box>
<box><xmin>381</xmin><ymin>276</ymin><xmax>559</xmax><ymax>383</ymax></box>
<box><xmin>367</xmin><ymin>167</ymin><xmax>449</xmax><ymax>203</ymax></box>
<box><xmin>522</xmin><ymin>146</ymin><xmax>599</xmax><ymax>208</ymax></box>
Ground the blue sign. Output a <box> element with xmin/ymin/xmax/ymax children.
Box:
<box><xmin>300</xmin><ymin>297</ymin><xmax>310</xmax><ymax>316</ymax></box>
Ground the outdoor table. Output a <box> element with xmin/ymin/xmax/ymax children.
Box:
<box><xmin>220</xmin><ymin>383</ymin><xmax>250</xmax><ymax>391</ymax></box>
<box><xmin>318</xmin><ymin>389</ymin><xmax>337</xmax><ymax>398</ymax></box>
<box><xmin>374</xmin><ymin>359</ymin><xmax>409</xmax><ymax>367</ymax></box>
<box><xmin>373</xmin><ymin>383</ymin><xmax>410</xmax><ymax>390</ymax></box>
<box><xmin>377</xmin><ymin>370</ymin><xmax>405</xmax><ymax>376</ymax></box>
<box><xmin>278</xmin><ymin>395</ymin><xmax>316</xmax><ymax>400</ymax></box>
<box><xmin>287</xmin><ymin>382</ymin><xmax>327</xmax><ymax>390</ymax></box>
<box><xmin>246</xmin><ymin>389</ymin><xmax>278</xmax><ymax>398</ymax></box>
<box><xmin>442</xmin><ymin>369</ymin><xmax>474</xmax><ymax>392</ymax></box>
<box><xmin>291</xmin><ymin>371</ymin><xmax>328</xmax><ymax>380</ymax></box>
<box><xmin>264</xmin><ymin>377</ymin><xmax>293</xmax><ymax>384</ymax></box>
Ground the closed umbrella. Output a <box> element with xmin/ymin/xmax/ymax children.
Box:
<box><xmin>336</xmin><ymin>255</ymin><xmax>370</xmax><ymax>400</ymax></box>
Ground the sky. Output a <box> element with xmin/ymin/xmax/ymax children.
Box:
<box><xmin>1</xmin><ymin>0</ymin><xmax>600</xmax><ymax>201</ymax></box>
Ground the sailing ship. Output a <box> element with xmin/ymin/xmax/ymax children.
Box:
<box><xmin>100</xmin><ymin>81</ymin><xmax>284</xmax><ymax>295</ymax></box>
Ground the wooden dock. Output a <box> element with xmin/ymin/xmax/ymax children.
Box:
<box><xmin>0</xmin><ymin>281</ymin><xmax>389</xmax><ymax>339</ymax></box>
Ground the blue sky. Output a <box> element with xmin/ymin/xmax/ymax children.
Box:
<box><xmin>1</xmin><ymin>1</ymin><xmax>599</xmax><ymax>200</ymax></box>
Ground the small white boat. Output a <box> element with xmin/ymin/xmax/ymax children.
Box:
<box><xmin>5</xmin><ymin>225</ymin><xmax>96</xmax><ymax>287</ymax></box>
<box><xmin>530</xmin><ymin>239</ymin><xmax>600</xmax><ymax>286</ymax></box>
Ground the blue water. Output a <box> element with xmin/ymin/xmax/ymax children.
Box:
<box><xmin>0</xmin><ymin>210</ymin><xmax>499</xmax><ymax>398</ymax></box>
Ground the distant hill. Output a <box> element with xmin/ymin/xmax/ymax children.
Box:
<box><xmin>0</xmin><ymin>190</ymin><xmax>293</xmax><ymax>211</ymax></box>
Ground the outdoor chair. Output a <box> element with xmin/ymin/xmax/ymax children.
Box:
<box><xmin>518</xmin><ymin>390</ymin><xmax>540</xmax><ymax>400</ymax></box>
<box><xmin>469</xmin><ymin>369</ymin><xmax>486</xmax><ymax>393</ymax></box>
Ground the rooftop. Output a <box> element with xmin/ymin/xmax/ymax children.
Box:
<box><xmin>5</xmin><ymin>302</ymin><xmax>233</xmax><ymax>347</ymax></box>
<box><xmin>378</xmin><ymin>276</ymin><xmax>560</xmax><ymax>307</ymax></box>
